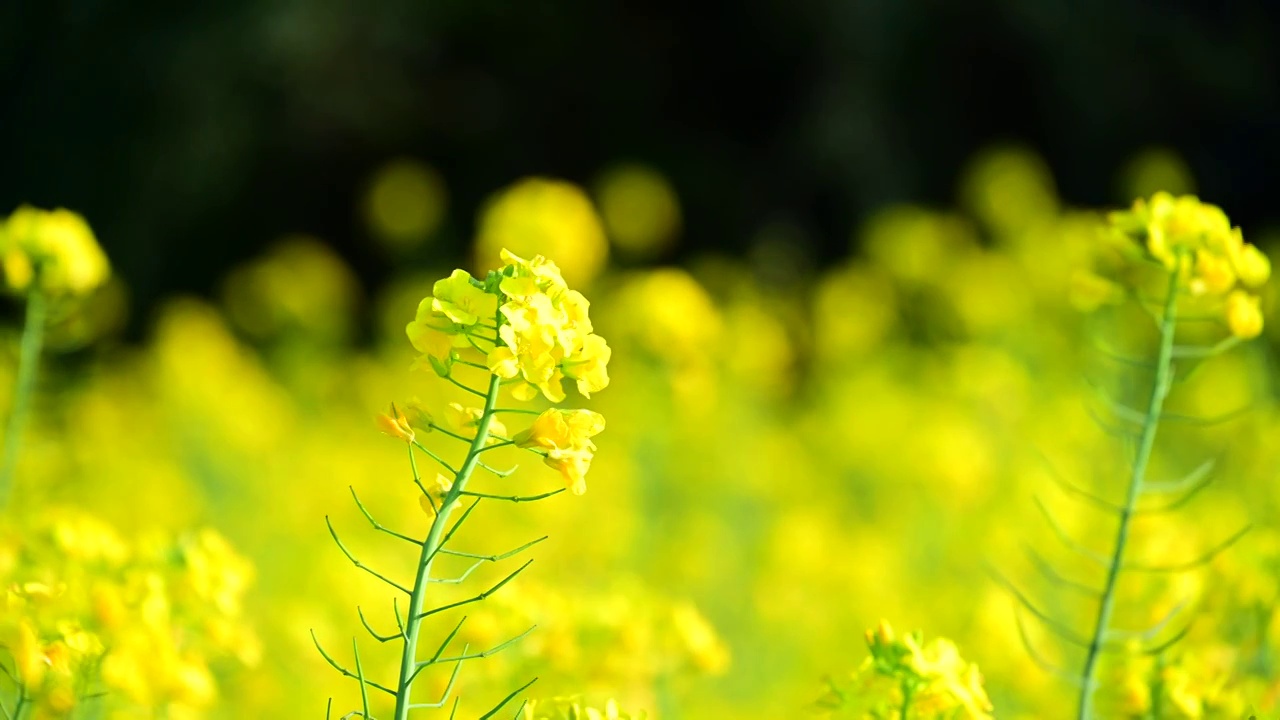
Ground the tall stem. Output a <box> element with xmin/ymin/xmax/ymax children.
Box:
<box><xmin>1077</xmin><ymin>269</ymin><xmax>1181</xmax><ymax>719</ymax></box>
<box><xmin>0</xmin><ymin>290</ymin><xmax>45</xmax><ymax>510</ymax></box>
<box><xmin>393</xmin><ymin>372</ymin><xmax>502</xmax><ymax>720</ymax></box>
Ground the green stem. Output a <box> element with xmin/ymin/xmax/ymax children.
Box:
<box><xmin>393</xmin><ymin>373</ymin><xmax>503</xmax><ymax>720</ymax></box>
<box><xmin>0</xmin><ymin>290</ymin><xmax>45</xmax><ymax>510</ymax></box>
<box><xmin>1077</xmin><ymin>268</ymin><xmax>1181</xmax><ymax>719</ymax></box>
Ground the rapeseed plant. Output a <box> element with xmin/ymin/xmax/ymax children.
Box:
<box><xmin>318</xmin><ymin>249</ymin><xmax>612</xmax><ymax>718</ymax></box>
<box><xmin>1001</xmin><ymin>193</ymin><xmax>1273</xmax><ymax>719</ymax></box>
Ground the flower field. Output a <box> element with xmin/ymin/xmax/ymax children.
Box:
<box><xmin>2</xmin><ymin>146</ymin><xmax>1279</xmax><ymax>719</ymax></box>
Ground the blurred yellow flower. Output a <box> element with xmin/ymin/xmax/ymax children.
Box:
<box><xmin>0</xmin><ymin>204</ymin><xmax>110</xmax><ymax>295</ymax></box>
<box><xmin>1225</xmin><ymin>289</ymin><xmax>1263</xmax><ymax>339</ymax></box>
<box><xmin>475</xmin><ymin>177</ymin><xmax>608</xmax><ymax>286</ymax></box>
<box><xmin>1117</xmin><ymin>146</ymin><xmax>1197</xmax><ymax>200</ymax></box>
<box><xmin>595</xmin><ymin>163</ymin><xmax>682</xmax><ymax>257</ymax></box>
<box><xmin>362</xmin><ymin>157</ymin><xmax>447</xmax><ymax>251</ymax></box>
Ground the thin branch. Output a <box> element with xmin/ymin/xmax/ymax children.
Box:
<box><xmin>1034</xmin><ymin>450</ymin><xmax>1124</xmax><ymax>514</ymax></box>
<box><xmin>1013</xmin><ymin>608</ymin><xmax>1087</xmax><ymax>688</ymax></box>
<box><xmin>459</xmin><ymin>489</ymin><xmax>564</xmax><ymax>504</ymax></box>
<box><xmin>425</xmin><ymin>625</ymin><xmax>537</xmax><ymax>666</ymax></box>
<box><xmin>357</xmin><ymin>606</ymin><xmax>401</xmax><ymax>643</ymax></box>
<box><xmin>411</xmin><ymin>439</ymin><xmax>459</xmax><ymax>476</ymax></box>
<box><xmin>1170</xmin><ymin>336</ymin><xmax>1241</xmax><ymax>359</ymax></box>
<box><xmin>1083</xmin><ymin>376</ymin><xmax>1148</xmax><ymax>427</ymax></box>
<box><xmin>988</xmin><ymin>566</ymin><xmax>1093</xmax><ymax>648</ymax></box>
<box><xmin>353</xmin><ymin>639</ymin><xmax>372</xmax><ymax>720</ymax></box>
<box><xmin>310</xmin><ymin>630</ymin><xmax>397</xmax><ymax>696</ymax></box>
<box><xmin>430</xmin><ymin>424</ymin><xmax>479</xmax><ymax>444</ymax></box>
<box><xmin>350</xmin><ymin>487</ymin><xmax>423</xmax><ymax>546</ymax></box>
<box><xmin>445</xmin><ymin>375</ymin><xmax>487</xmax><ymax>398</ymax></box>
<box><xmin>1105</xmin><ymin>598</ymin><xmax>1191</xmax><ymax>644</ymax></box>
<box><xmin>1090</xmin><ymin>339</ymin><xmax>1156</xmax><ymax>370</ymax></box>
<box><xmin>428</xmin><ymin>559</ymin><xmax>486</xmax><ymax>584</ymax></box>
<box><xmin>1085</xmin><ymin>405</ymin><xmax>1143</xmax><ymax>440</ymax></box>
<box><xmin>1137</xmin><ymin>466</ymin><xmax>1215</xmax><ymax>515</ymax></box>
<box><xmin>415</xmin><ymin>560</ymin><xmax>533</xmax><ymax>621</ymax></box>
<box><xmin>1142</xmin><ymin>457</ymin><xmax>1217</xmax><ymax>495</ymax></box>
<box><xmin>425</xmin><ymin>498</ymin><xmax>483</xmax><ymax>564</ymax></box>
<box><xmin>477</xmin><ymin>460</ymin><xmax>519</xmax><ymax>478</ymax></box>
<box><xmin>407</xmin><ymin>644</ymin><xmax>468</xmax><ymax>709</ymax></box>
<box><xmin>1034</xmin><ymin>497</ymin><xmax>1111</xmax><ymax>567</ymax></box>
<box><xmin>1123</xmin><ymin>525</ymin><xmax>1252</xmax><ymax>572</ymax></box>
<box><xmin>393</xmin><ymin>596</ymin><xmax>407</xmax><ymax>640</ymax></box>
<box><xmin>1138</xmin><ymin>617</ymin><xmax>1195</xmax><ymax>656</ymax></box>
<box><xmin>437</xmin><ymin>535</ymin><xmax>548</xmax><ymax>562</ymax></box>
<box><xmin>478</xmin><ymin>677</ymin><xmax>539</xmax><ymax>719</ymax></box>
<box><xmin>1160</xmin><ymin>403</ymin><xmax>1256</xmax><ymax>427</ymax></box>
<box><xmin>1024</xmin><ymin>544</ymin><xmax>1103</xmax><ymax>597</ymax></box>
<box><xmin>326</xmin><ymin>517</ymin><xmax>411</xmax><ymax>595</ymax></box>
<box><xmin>402</xmin><ymin>617</ymin><xmax>469</xmax><ymax>690</ymax></box>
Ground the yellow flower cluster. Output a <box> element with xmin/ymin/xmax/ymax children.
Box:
<box><xmin>1115</xmin><ymin>643</ymin><xmax>1246</xmax><ymax>719</ymax></box>
<box><xmin>0</xmin><ymin>512</ymin><xmax>258</xmax><ymax>717</ymax></box>
<box><xmin>1108</xmin><ymin>192</ymin><xmax>1271</xmax><ymax>338</ymax></box>
<box><xmin>401</xmin><ymin>249</ymin><xmax>610</xmax><ymax>494</ymax></box>
<box><xmin>488</xmin><ymin>249</ymin><xmax>611</xmax><ymax>402</ymax></box>
<box><xmin>0</xmin><ymin>205</ymin><xmax>110</xmax><ymax>296</ymax></box>
<box><xmin>818</xmin><ymin>621</ymin><xmax>993</xmax><ymax>719</ymax></box>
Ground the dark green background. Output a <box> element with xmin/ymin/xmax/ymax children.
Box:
<box><xmin>3</xmin><ymin>0</ymin><xmax>1277</xmax><ymax>328</ymax></box>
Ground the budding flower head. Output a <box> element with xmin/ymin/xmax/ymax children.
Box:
<box><xmin>405</xmin><ymin>249</ymin><xmax>611</xmax><ymax>404</ymax></box>
<box><xmin>376</xmin><ymin>403</ymin><xmax>415</xmax><ymax>443</ymax></box>
<box><xmin>1104</xmin><ymin>193</ymin><xmax>1271</xmax><ymax>337</ymax></box>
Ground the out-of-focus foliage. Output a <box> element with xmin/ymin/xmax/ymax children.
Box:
<box><xmin>2</xmin><ymin>144</ymin><xmax>1280</xmax><ymax>718</ymax></box>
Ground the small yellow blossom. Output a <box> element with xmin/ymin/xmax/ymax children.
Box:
<box><xmin>514</xmin><ymin>409</ymin><xmax>604</xmax><ymax>495</ymax></box>
<box><xmin>443</xmin><ymin>402</ymin><xmax>508</xmax><ymax>439</ymax></box>
<box><xmin>1226</xmin><ymin>289</ymin><xmax>1263</xmax><ymax>339</ymax></box>
<box><xmin>418</xmin><ymin>474</ymin><xmax>454</xmax><ymax>516</ymax></box>
<box><xmin>433</xmin><ymin>269</ymin><xmax>498</xmax><ymax>327</ymax></box>
<box><xmin>376</xmin><ymin>403</ymin><xmax>416</xmax><ymax>443</ymax></box>
<box><xmin>402</xmin><ymin>397</ymin><xmax>434</xmax><ymax>434</ymax></box>
<box><xmin>1234</xmin><ymin>241</ymin><xmax>1271</xmax><ymax>287</ymax></box>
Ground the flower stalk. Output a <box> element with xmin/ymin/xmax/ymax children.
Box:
<box><xmin>394</xmin><ymin>372</ymin><xmax>502</xmax><ymax>720</ymax></box>
<box><xmin>0</xmin><ymin>287</ymin><xmax>44</xmax><ymax>510</ymax></box>
<box><xmin>1077</xmin><ymin>265</ymin><xmax>1181</xmax><ymax>719</ymax></box>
